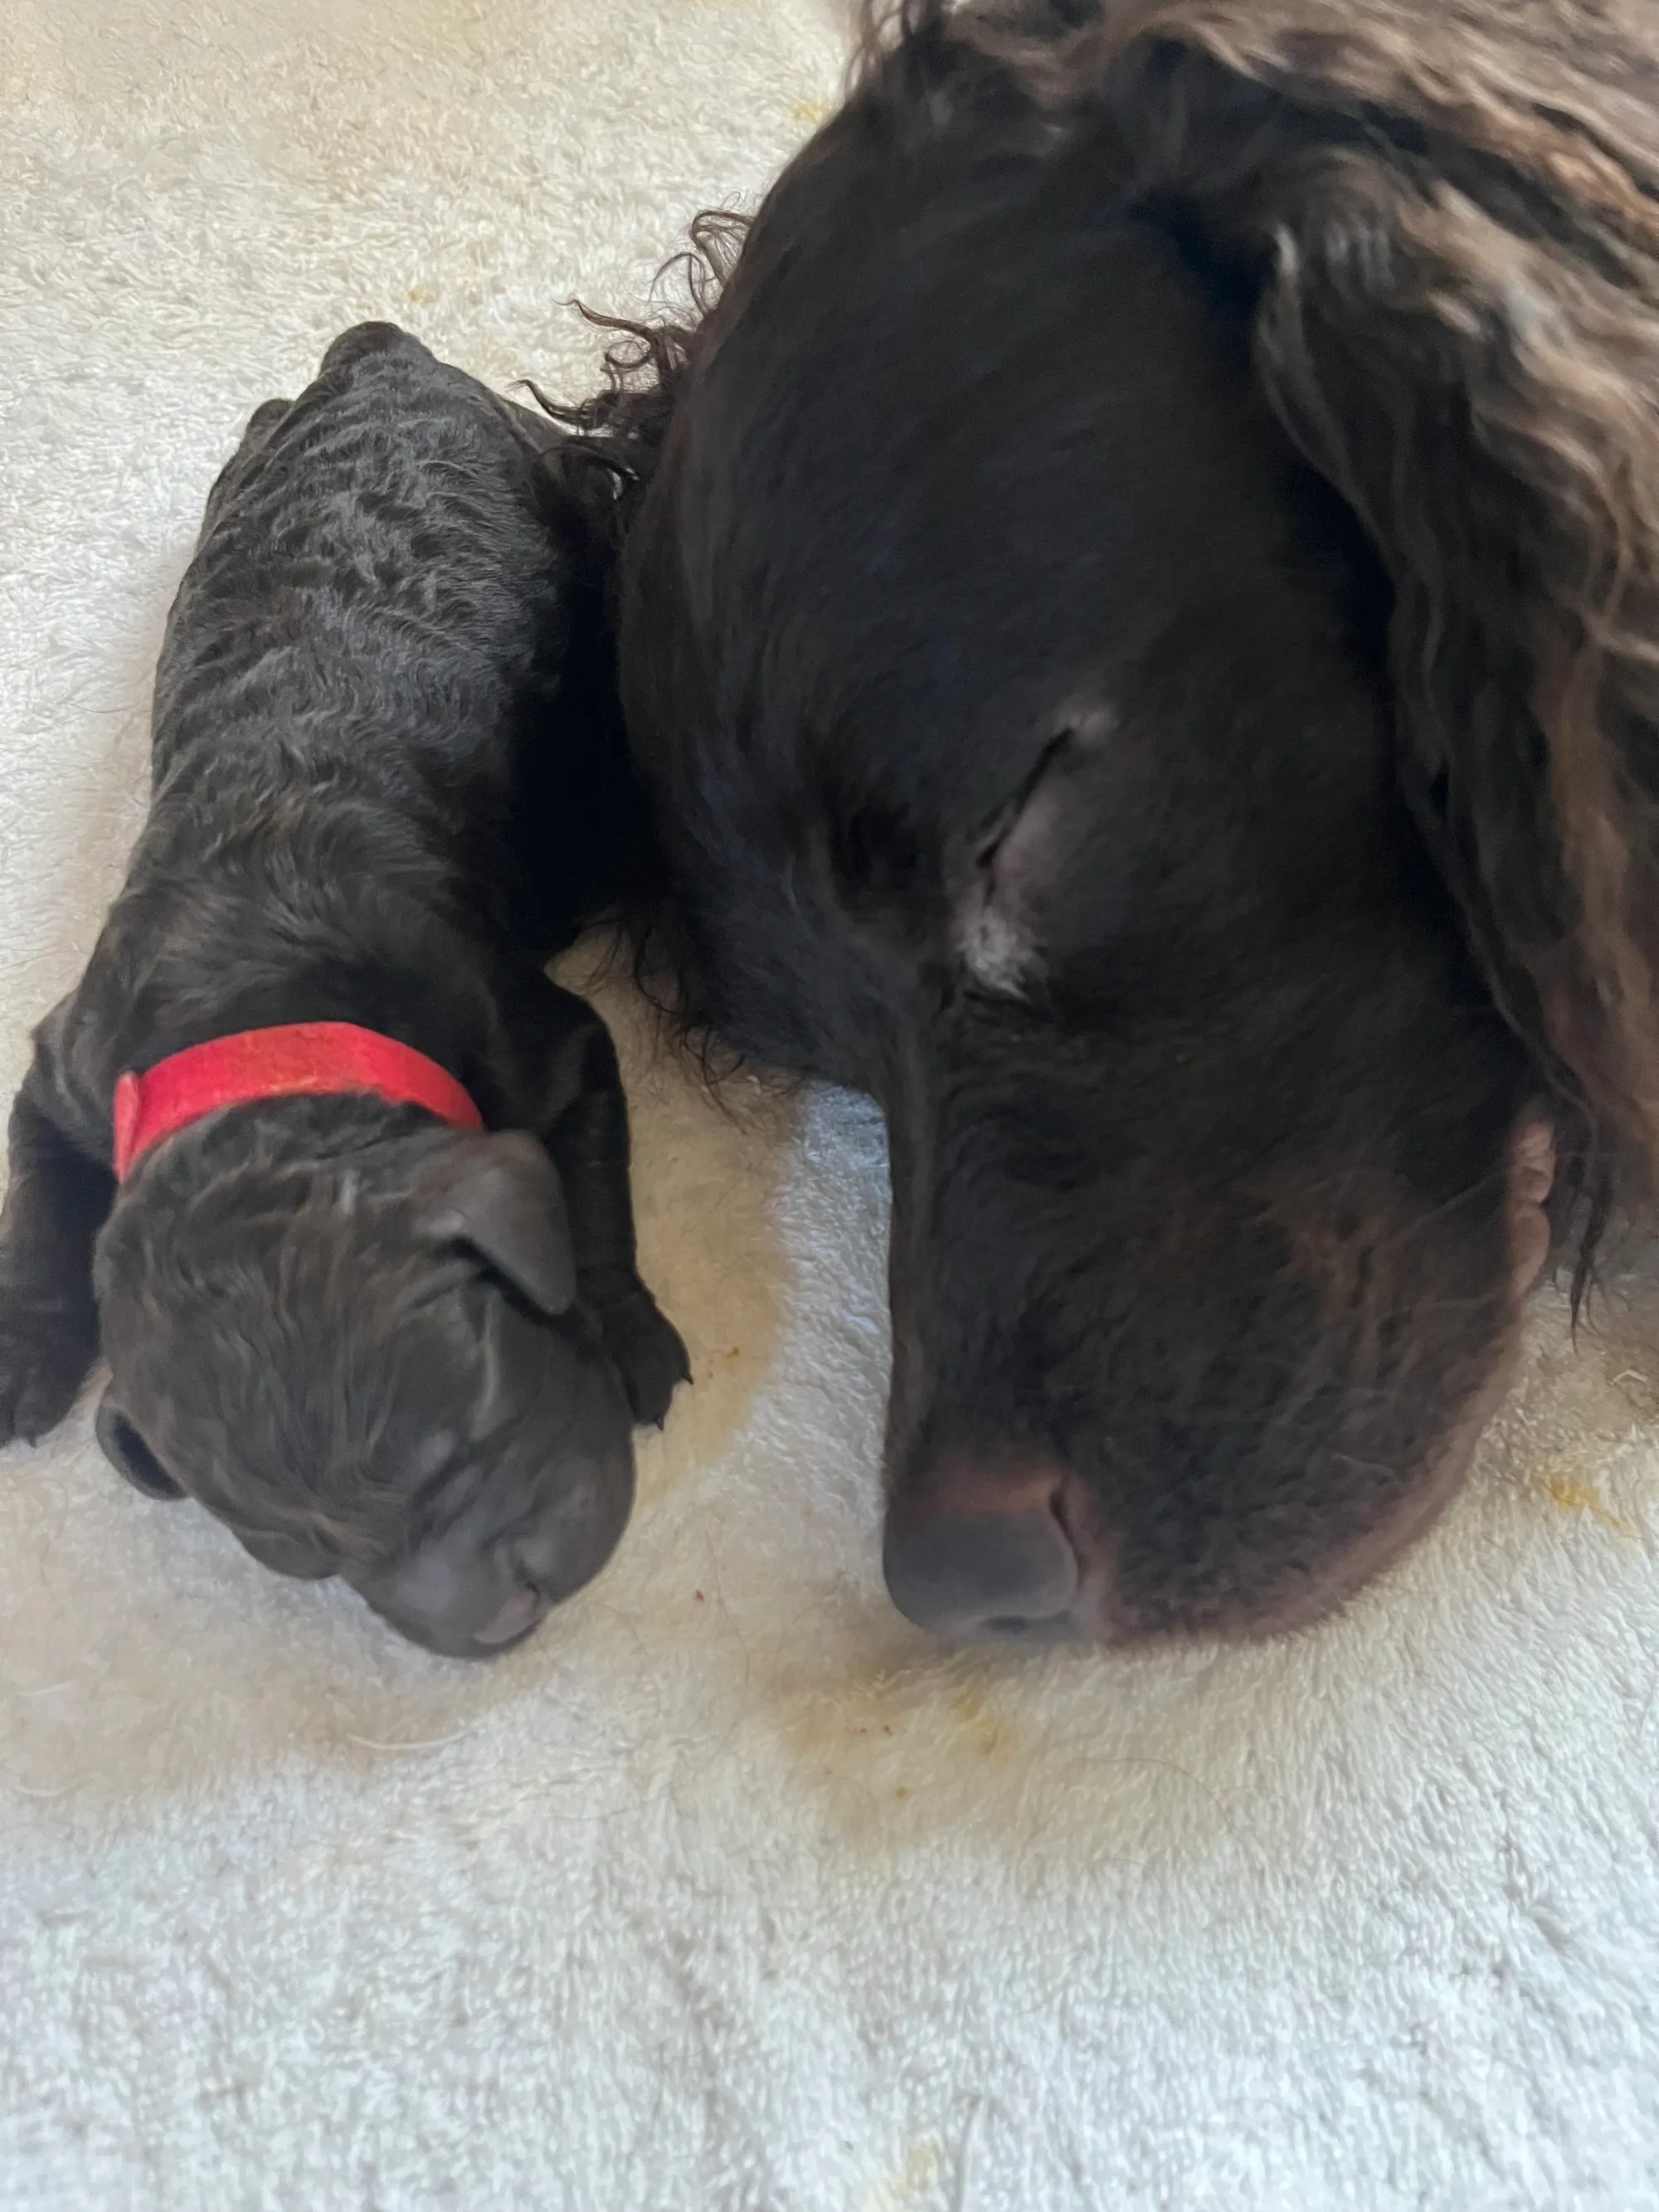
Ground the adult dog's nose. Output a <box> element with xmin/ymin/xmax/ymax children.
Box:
<box><xmin>883</xmin><ymin>1457</ymin><xmax>1082</xmax><ymax>1640</ymax></box>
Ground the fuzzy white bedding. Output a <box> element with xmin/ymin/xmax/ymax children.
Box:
<box><xmin>2</xmin><ymin>2</ymin><xmax>1657</xmax><ymax>2205</ymax></box>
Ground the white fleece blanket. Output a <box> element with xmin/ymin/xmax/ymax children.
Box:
<box><xmin>2</xmin><ymin>3</ymin><xmax>1657</xmax><ymax>2206</ymax></box>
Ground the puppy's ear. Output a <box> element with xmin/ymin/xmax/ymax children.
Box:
<box><xmin>95</xmin><ymin>1391</ymin><xmax>185</xmax><ymax>1499</ymax></box>
<box><xmin>415</xmin><ymin>1131</ymin><xmax>577</xmax><ymax>1318</ymax></box>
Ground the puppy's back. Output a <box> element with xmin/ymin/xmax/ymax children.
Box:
<box><xmin>152</xmin><ymin>323</ymin><xmax>568</xmax><ymax>810</ymax></box>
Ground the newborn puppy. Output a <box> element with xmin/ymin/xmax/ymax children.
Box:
<box><xmin>0</xmin><ymin>321</ymin><xmax>688</xmax><ymax>1656</ymax></box>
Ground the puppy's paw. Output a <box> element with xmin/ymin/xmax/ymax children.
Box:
<box><xmin>0</xmin><ymin>1298</ymin><xmax>97</xmax><ymax>1446</ymax></box>
<box><xmin>598</xmin><ymin>1287</ymin><xmax>691</xmax><ymax>1429</ymax></box>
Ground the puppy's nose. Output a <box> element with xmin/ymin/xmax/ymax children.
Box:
<box><xmin>883</xmin><ymin>1457</ymin><xmax>1081</xmax><ymax>1640</ymax></box>
<box><xmin>471</xmin><ymin>1580</ymin><xmax>549</xmax><ymax>1649</ymax></box>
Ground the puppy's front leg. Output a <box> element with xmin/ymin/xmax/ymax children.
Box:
<box><xmin>0</xmin><ymin>1024</ymin><xmax>113</xmax><ymax>1445</ymax></box>
<box><xmin>494</xmin><ymin>972</ymin><xmax>689</xmax><ymax>1427</ymax></box>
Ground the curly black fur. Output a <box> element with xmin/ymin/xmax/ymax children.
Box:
<box><xmin>0</xmin><ymin>323</ymin><xmax>688</xmax><ymax>1656</ymax></box>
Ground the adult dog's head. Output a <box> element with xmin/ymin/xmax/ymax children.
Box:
<box><xmin>600</xmin><ymin>0</ymin><xmax>1659</xmax><ymax>1641</ymax></box>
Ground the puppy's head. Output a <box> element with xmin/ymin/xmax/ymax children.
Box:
<box><xmin>92</xmin><ymin>1098</ymin><xmax>634</xmax><ymax>1657</ymax></box>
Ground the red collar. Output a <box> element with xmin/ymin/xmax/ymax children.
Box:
<box><xmin>112</xmin><ymin>1021</ymin><xmax>484</xmax><ymax>1179</ymax></box>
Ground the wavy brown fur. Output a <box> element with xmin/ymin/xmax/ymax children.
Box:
<box><xmin>538</xmin><ymin>0</ymin><xmax>1659</xmax><ymax>1635</ymax></box>
<box><xmin>537</xmin><ymin>211</ymin><xmax>749</xmax><ymax>538</ymax></box>
<box><xmin>946</xmin><ymin>0</ymin><xmax>1659</xmax><ymax>1245</ymax></box>
<box><xmin>567</xmin><ymin>0</ymin><xmax>1659</xmax><ymax>1301</ymax></box>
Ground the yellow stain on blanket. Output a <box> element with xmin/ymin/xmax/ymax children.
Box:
<box><xmin>782</xmin><ymin>1661</ymin><xmax>1013</xmax><ymax>1778</ymax></box>
<box><xmin>860</xmin><ymin>2138</ymin><xmax>945</xmax><ymax>2212</ymax></box>
<box><xmin>1542</xmin><ymin>1475</ymin><xmax>1641</xmax><ymax>1539</ymax></box>
<box><xmin>951</xmin><ymin>1680</ymin><xmax>1007</xmax><ymax>1760</ymax></box>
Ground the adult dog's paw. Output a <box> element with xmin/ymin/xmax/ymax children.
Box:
<box><xmin>599</xmin><ymin>1287</ymin><xmax>692</xmax><ymax>1430</ymax></box>
<box><xmin>0</xmin><ymin>1299</ymin><xmax>97</xmax><ymax>1446</ymax></box>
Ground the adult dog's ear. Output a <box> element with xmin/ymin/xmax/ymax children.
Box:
<box><xmin>95</xmin><ymin>1390</ymin><xmax>185</xmax><ymax>1498</ymax></box>
<box><xmin>414</xmin><ymin>1131</ymin><xmax>577</xmax><ymax>1318</ymax></box>
<box><xmin>1060</xmin><ymin>17</ymin><xmax>1659</xmax><ymax>1173</ymax></box>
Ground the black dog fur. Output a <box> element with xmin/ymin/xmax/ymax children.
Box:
<box><xmin>567</xmin><ymin>0</ymin><xmax>1659</xmax><ymax>1643</ymax></box>
<box><xmin>0</xmin><ymin>321</ymin><xmax>687</xmax><ymax>1657</ymax></box>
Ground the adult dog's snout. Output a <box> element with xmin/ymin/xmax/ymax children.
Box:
<box><xmin>883</xmin><ymin>1455</ymin><xmax>1092</xmax><ymax>1643</ymax></box>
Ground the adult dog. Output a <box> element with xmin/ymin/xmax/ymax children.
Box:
<box><xmin>577</xmin><ymin>0</ymin><xmax>1659</xmax><ymax>1643</ymax></box>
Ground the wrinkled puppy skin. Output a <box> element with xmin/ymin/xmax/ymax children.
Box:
<box><xmin>0</xmin><ymin>322</ymin><xmax>688</xmax><ymax>1658</ymax></box>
